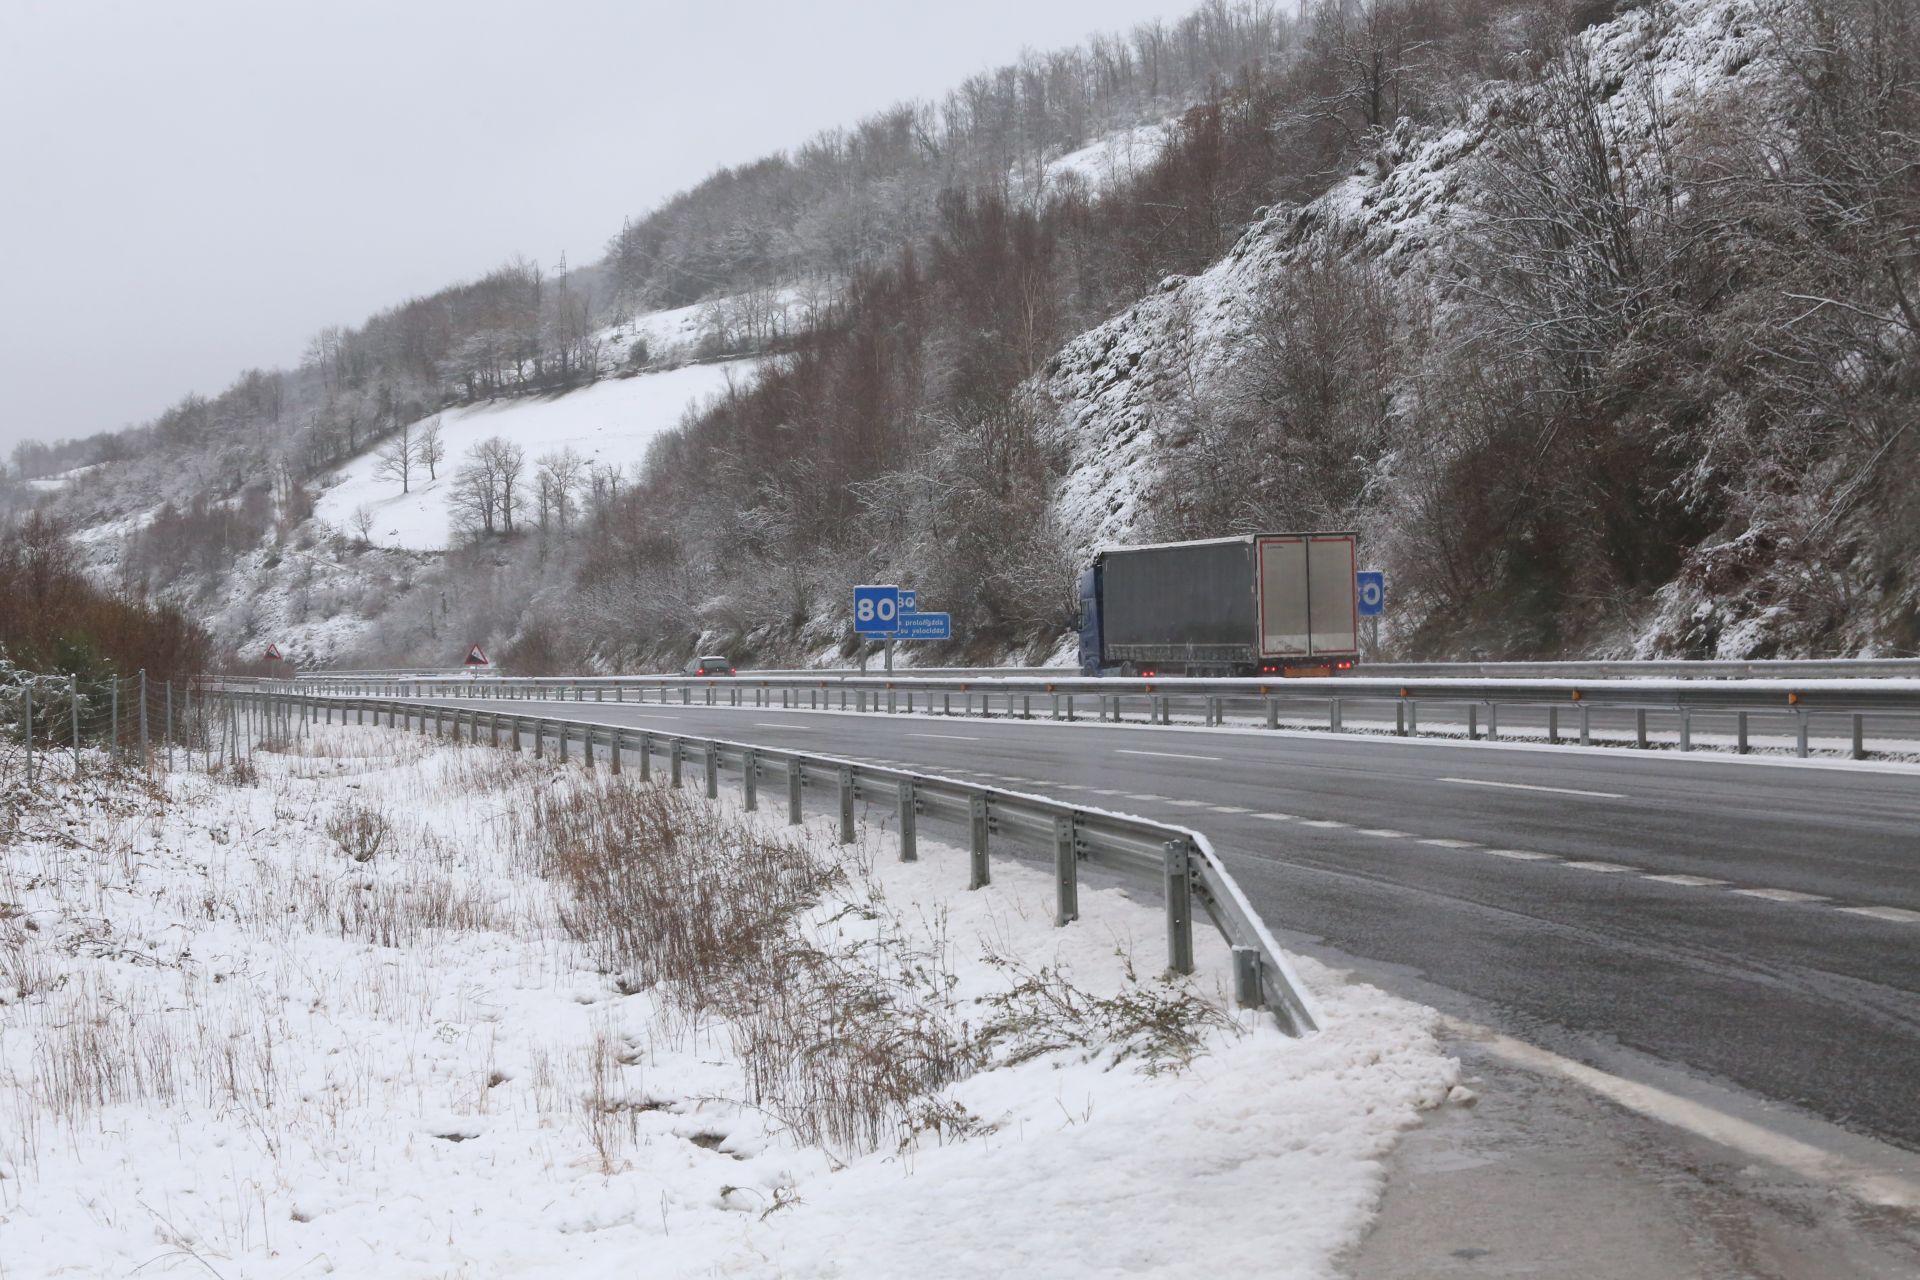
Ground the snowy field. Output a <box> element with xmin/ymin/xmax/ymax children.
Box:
<box><xmin>314</xmin><ymin>359</ymin><xmax>760</xmax><ymax>550</ymax></box>
<box><xmin>1</xmin><ymin>725</ymin><xmax>1456</xmax><ymax>1278</ymax></box>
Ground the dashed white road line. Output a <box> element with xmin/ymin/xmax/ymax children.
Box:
<box><xmin>1359</xmin><ymin>829</ymin><xmax>1412</xmax><ymax>839</ymax></box>
<box><xmin>1115</xmin><ymin>748</ymin><xmax>1224</xmax><ymax>762</ymax></box>
<box><xmin>1299</xmin><ymin>819</ymin><xmax>1349</xmax><ymax>829</ymax></box>
<box><xmin>1419</xmin><ymin>837</ymin><xmax>1480</xmax><ymax>849</ymax></box>
<box><xmin>1732</xmin><ymin>888</ymin><xmax>1830</xmax><ymax>904</ymax></box>
<box><xmin>1485</xmin><ymin>849</ymin><xmax>1557</xmax><ymax>861</ymax></box>
<box><xmin>1837</xmin><ymin>906</ymin><xmax>1920</xmax><ymax>924</ymax></box>
<box><xmin>1438</xmin><ymin>776</ymin><xmax>1628</xmax><ymax>800</ymax></box>
<box><xmin>1642</xmin><ymin>874</ymin><xmax>1730</xmax><ymax>888</ymax></box>
<box><xmin>907</xmin><ymin>732</ymin><xmax>980</xmax><ymax>741</ymax></box>
<box><xmin>1251</xmin><ymin>812</ymin><xmax>1296</xmax><ymax>822</ymax></box>
<box><xmin>753</xmin><ymin>722</ymin><xmax>811</xmax><ymax>730</ymax></box>
<box><xmin>1563</xmin><ymin>860</ymin><xmax>1639</xmax><ymax>874</ymax></box>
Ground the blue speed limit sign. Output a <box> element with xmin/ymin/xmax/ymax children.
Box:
<box><xmin>1356</xmin><ymin>571</ymin><xmax>1386</xmax><ymax>616</ymax></box>
<box><xmin>853</xmin><ymin>584</ymin><xmax>901</xmax><ymax>634</ymax></box>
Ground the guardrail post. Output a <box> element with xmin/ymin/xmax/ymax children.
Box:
<box><xmin>788</xmin><ymin>758</ymin><xmax>803</xmax><ymax>824</ymax></box>
<box><xmin>705</xmin><ymin>745</ymin><xmax>718</xmax><ymax>798</ymax></box>
<box><xmin>638</xmin><ymin>732</ymin><xmax>650</xmax><ymax>781</ymax></box>
<box><xmin>1206</xmin><ymin>695</ymin><xmax>1218</xmax><ymax>726</ymax></box>
<box><xmin>1053</xmin><ymin>815</ymin><xmax>1078</xmax><ymax>926</ymax></box>
<box><xmin>1164</xmin><ymin>837</ymin><xmax>1194</xmax><ymax>976</ymax></box>
<box><xmin>838</xmin><ymin>769</ymin><xmax>855</xmax><ymax>844</ymax></box>
<box><xmin>558</xmin><ymin>721</ymin><xmax>569</xmax><ymax>764</ymax></box>
<box><xmin>510</xmin><ymin>716</ymin><xmax>522</xmax><ymax>752</ymax></box>
<box><xmin>1737</xmin><ymin>712</ymin><xmax>1749</xmax><ymax>754</ymax></box>
<box><xmin>671</xmin><ymin>740</ymin><xmax>683</xmax><ymax>788</ymax></box>
<box><xmin>1580</xmin><ymin>703</ymin><xmax>1591</xmax><ymax>746</ymax></box>
<box><xmin>1852</xmin><ymin>714</ymin><xmax>1865</xmax><ymax>761</ymax></box>
<box><xmin>1680</xmin><ymin>709</ymin><xmax>1692</xmax><ymax>752</ymax></box>
<box><xmin>742</xmin><ymin>749</ymin><xmax>756</xmax><ymax>810</ymax></box>
<box><xmin>1407</xmin><ymin>700</ymin><xmax>1419</xmax><ymax>736</ymax></box>
<box><xmin>1635</xmin><ymin>709</ymin><xmax>1648</xmax><ymax>749</ymax></box>
<box><xmin>1266</xmin><ymin>697</ymin><xmax>1277</xmax><ymax>730</ymax></box>
<box><xmin>1395</xmin><ymin>702</ymin><xmax>1406</xmax><ymax>736</ymax></box>
<box><xmin>1486</xmin><ymin>703</ymin><xmax>1498</xmax><ymax>742</ymax></box>
<box><xmin>1467</xmin><ymin>704</ymin><xmax>1478</xmax><ymax>740</ymax></box>
<box><xmin>1022</xmin><ymin>694</ymin><xmax>1032</xmax><ymax>719</ymax></box>
<box><xmin>1796</xmin><ymin>710</ymin><xmax>1810</xmax><ymax>758</ymax></box>
<box><xmin>1232</xmin><ymin>946</ymin><xmax>1263</xmax><ymax>1009</ymax></box>
<box><xmin>1331</xmin><ymin>697</ymin><xmax>1342</xmax><ymax>732</ymax></box>
<box><xmin>533</xmin><ymin>720</ymin><xmax>545</xmax><ymax>759</ymax></box>
<box><xmin>1066</xmin><ymin>693</ymin><xmax>1075</xmax><ymax>722</ymax></box>
<box><xmin>898</xmin><ymin>779</ymin><xmax>916</xmax><ymax>861</ymax></box>
<box><xmin>1547</xmin><ymin>705</ymin><xmax>1558</xmax><ymax>745</ymax></box>
<box><xmin>583</xmin><ymin>724</ymin><xmax>595</xmax><ymax>769</ymax></box>
<box><xmin>969</xmin><ymin>795</ymin><xmax>990</xmax><ymax>889</ymax></box>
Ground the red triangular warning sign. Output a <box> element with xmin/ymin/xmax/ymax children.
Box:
<box><xmin>463</xmin><ymin>644</ymin><xmax>489</xmax><ymax>667</ymax></box>
<box><xmin>263</xmin><ymin>643</ymin><xmax>283</xmax><ymax>661</ymax></box>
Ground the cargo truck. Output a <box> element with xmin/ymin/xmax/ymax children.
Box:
<box><xmin>1076</xmin><ymin>532</ymin><xmax>1360</xmax><ymax>677</ymax></box>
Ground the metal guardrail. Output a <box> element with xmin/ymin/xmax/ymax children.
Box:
<box><xmin>279</xmin><ymin>671</ymin><xmax>1920</xmax><ymax>759</ymax></box>
<box><xmin>213</xmin><ymin>686</ymin><xmax>1322</xmax><ymax>1037</ymax></box>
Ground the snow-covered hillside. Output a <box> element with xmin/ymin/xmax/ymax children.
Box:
<box><xmin>316</xmin><ymin>359</ymin><xmax>759</xmax><ymax>551</ymax></box>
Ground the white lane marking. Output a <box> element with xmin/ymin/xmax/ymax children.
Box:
<box><xmin>908</xmin><ymin>732</ymin><xmax>979</xmax><ymax>741</ymax></box>
<box><xmin>1642</xmin><ymin>874</ymin><xmax>1730</xmax><ymax>888</ymax></box>
<box><xmin>753</xmin><ymin>722</ymin><xmax>812</xmax><ymax>730</ymax></box>
<box><xmin>1838</xmin><ymin>906</ymin><xmax>1920</xmax><ymax>924</ymax></box>
<box><xmin>1115</xmin><ymin>748</ymin><xmax>1224</xmax><ymax>762</ymax></box>
<box><xmin>1300</xmin><ymin>819</ymin><xmax>1349</xmax><ymax>829</ymax></box>
<box><xmin>1453</xmin><ymin>1020</ymin><xmax>1920</xmax><ymax>1212</ymax></box>
<box><xmin>1125</xmin><ymin>793</ymin><xmax>1163</xmax><ymax>802</ymax></box>
<box><xmin>1360</xmin><ymin>829</ymin><xmax>1412</xmax><ymax>839</ymax></box>
<box><xmin>1252</xmin><ymin>812</ymin><xmax>1296</xmax><ymax>822</ymax></box>
<box><xmin>1732</xmin><ymin>888</ymin><xmax>1830</xmax><ymax>904</ymax></box>
<box><xmin>1053</xmin><ymin>784</ymin><xmax>1087</xmax><ymax>791</ymax></box>
<box><xmin>1163</xmin><ymin>799</ymin><xmax>1209</xmax><ymax>808</ymax></box>
<box><xmin>1089</xmin><ymin>788</ymin><xmax>1127</xmax><ymax>797</ymax></box>
<box><xmin>1439</xmin><ymin>776</ymin><xmax>1628</xmax><ymax>800</ymax></box>
<box><xmin>1485</xmin><ymin>849</ymin><xmax>1556</xmax><ymax>861</ymax></box>
<box><xmin>1211</xmin><ymin>805</ymin><xmax>1252</xmax><ymax>814</ymax></box>
<box><xmin>1419</xmin><ymin>838</ymin><xmax>1480</xmax><ymax>849</ymax></box>
<box><xmin>1563</xmin><ymin>860</ymin><xmax>1638</xmax><ymax>874</ymax></box>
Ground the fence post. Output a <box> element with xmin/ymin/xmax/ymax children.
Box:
<box><xmin>23</xmin><ymin>684</ymin><xmax>32</xmax><ymax>786</ymax></box>
<box><xmin>741</xmin><ymin>748</ymin><xmax>755</xmax><ymax>809</ymax></box>
<box><xmin>110</xmin><ymin>679</ymin><xmax>120</xmax><ymax>759</ymax></box>
<box><xmin>705</xmin><ymin>745</ymin><xmax>719</xmax><ymax>799</ymax></box>
<box><xmin>898</xmin><ymin>778</ymin><xmax>916</xmax><ymax>861</ymax></box>
<box><xmin>1164</xmin><ymin>837</ymin><xmax>1194</xmax><ymax>976</ymax></box>
<box><xmin>138</xmin><ymin>671</ymin><xmax>149</xmax><ymax>761</ymax></box>
<box><xmin>1232</xmin><ymin>946</ymin><xmax>1264</xmax><ymax>1009</ymax></box>
<box><xmin>71</xmin><ymin>676</ymin><xmax>81</xmax><ymax>772</ymax></box>
<box><xmin>788</xmin><ymin>758</ymin><xmax>803</xmax><ymax>824</ymax></box>
<box><xmin>1054</xmin><ymin>815</ymin><xmax>1078</xmax><ymax>926</ymax></box>
<box><xmin>969</xmin><ymin>795</ymin><xmax>990</xmax><ymax>889</ymax></box>
<box><xmin>670</xmin><ymin>740</ymin><xmax>683</xmax><ymax>788</ymax></box>
<box><xmin>838</xmin><ymin>768</ymin><xmax>855</xmax><ymax>844</ymax></box>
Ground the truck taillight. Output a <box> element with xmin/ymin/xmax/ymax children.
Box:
<box><xmin>1336</xmin><ymin>660</ymin><xmax>1354</xmax><ymax>670</ymax></box>
<box><xmin>729</xmin><ymin>667</ymin><xmax>737</xmax><ymax>675</ymax></box>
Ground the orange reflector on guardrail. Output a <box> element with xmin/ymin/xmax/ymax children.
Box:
<box><xmin>1788</xmin><ymin>692</ymin><xmax>1800</xmax><ymax>705</ymax></box>
<box><xmin>1571</xmin><ymin>690</ymin><xmax>1582</xmax><ymax>701</ymax></box>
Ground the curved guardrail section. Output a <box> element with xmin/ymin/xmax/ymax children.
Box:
<box><xmin>212</xmin><ymin>686</ymin><xmax>1324</xmax><ymax>1038</ymax></box>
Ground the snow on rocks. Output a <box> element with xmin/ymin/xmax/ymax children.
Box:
<box><xmin>1</xmin><ymin>728</ymin><xmax>1455</xmax><ymax>1278</ymax></box>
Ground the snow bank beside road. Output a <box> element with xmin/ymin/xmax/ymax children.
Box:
<box><xmin>1</xmin><ymin>728</ymin><xmax>1454</xmax><ymax>1278</ymax></box>
<box><xmin>314</xmin><ymin>358</ymin><xmax>759</xmax><ymax>550</ymax></box>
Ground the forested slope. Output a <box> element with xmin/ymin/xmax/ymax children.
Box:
<box><xmin>8</xmin><ymin>0</ymin><xmax>1915</xmax><ymax>669</ymax></box>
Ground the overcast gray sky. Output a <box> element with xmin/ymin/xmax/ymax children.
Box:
<box><xmin>0</xmin><ymin>0</ymin><xmax>1186</xmax><ymax>453</ymax></box>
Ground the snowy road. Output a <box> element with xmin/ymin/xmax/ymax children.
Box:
<box><xmin>414</xmin><ymin>693</ymin><xmax>1920</xmax><ymax>1158</ymax></box>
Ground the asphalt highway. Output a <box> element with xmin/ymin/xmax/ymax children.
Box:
<box><xmin>428</xmin><ymin>694</ymin><xmax>1920</xmax><ymax>1151</ymax></box>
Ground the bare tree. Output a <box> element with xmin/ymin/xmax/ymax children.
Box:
<box><xmin>536</xmin><ymin>448</ymin><xmax>589</xmax><ymax>536</ymax></box>
<box><xmin>374</xmin><ymin>420</ymin><xmax>418</xmax><ymax>494</ymax></box>
<box><xmin>350</xmin><ymin>504</ymin><xmax>375</xmax><ymax>544</ymax></box>
<box><xmin>418</xmin><ymin>415</ymin><xmax>446</xmax><ymax>481</ymax></box>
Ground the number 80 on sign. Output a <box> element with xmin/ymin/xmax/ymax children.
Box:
<box><xmin>853</xmin><ymin>584</ymin><xmax>901</xmax><ymax>634</ymax></box>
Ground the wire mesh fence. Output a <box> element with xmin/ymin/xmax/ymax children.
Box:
<box><xmin>0</xmin><ymin>672</ymin><xmax>292</xmax><ymax>788</ymax></box>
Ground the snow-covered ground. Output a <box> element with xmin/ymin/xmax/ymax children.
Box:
<box><xmin>2</xmin><ymin>726</ymin><xmax>1456</xmax><ymax>1277</ymax></box>
<box><xmin>315</xmin><ymin>359</ymin><xmax>760</xmax><ymax>550</ymax></box>
<box><xmin>1038</xmin><ymin>120</ymin><xmax>1170</xmax><ymax>196</ymax></box>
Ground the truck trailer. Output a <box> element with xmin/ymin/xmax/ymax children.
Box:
<box><xmin>1077</xmin><ymin>532</ymin><xmax>1360</xmax><ymax>677</ymax></box>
